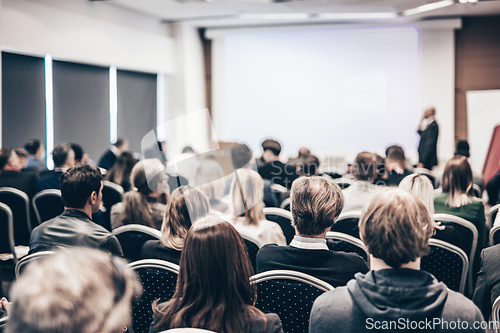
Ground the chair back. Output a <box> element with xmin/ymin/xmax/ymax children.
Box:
<box><xmin>280</xmin><ymin>197</ymin><xmax>291</xmax><ymax>211</ymax></box>
<box><xmin>0</xmin><ymin>317</ymin><xmax>8</xmax><ymax>333</ymax></box>
<box><xmin>326</xmin><ymin>231</ymin><xmax>369</xmax><ymax>265</ymax></box>
<box><xmin>128</xmin><ymin>259</ymin><xmax>180</xmax><ymax>333</ymax></box>
<box><xmin>251</xmin><ymin>270</ymin><xmax>333</xmax><ymax>333</ymax></box>
<box><xmin>15</xmin><ymin>251</ymin><xmax>55</xmax><ymax>278</ymax></box>
<box><xmin>263</xmin><ymin>207</ymin><xmax>294</xmax><ymax>245</ymax></box>
<box><xmin>102</xmin><ymin>181</ymin><xmax>124</xmax><ymax>231</ymax></box>
<box><xmin>488</xmin><ymin>203</ymin><xmax>500</xmax><ymax>230</ymax></box>
<box><xmin>433</xmin><ymin>214</ymin><xmax>478</xmax><ymax>294</ymax></box>
<box><xmin>159</xmin><ymin>329</ymin><xmax>217</xmax><ymax>333</ymax></box>
<box><xmin>32</xmin><ymin>189</ymin><xmax>64</xmax><ymax>225</ymax></box>
<box><xmin>333</xmin><ymin>177</ymin><xmax>352</xmax><ymax>189</ymax></box>
<box><xmin>492</xmin><ymin>295</ymin><xmax>500</xmax><ymax>333</ymax></box>
<box><xmin>472</xmin><ymin>184</ymin><xmax>482</xmax><ymax>199</ymax></box>
<box><xmin>421</xmin><ymin>239</ymin><xmax>468</xmax><ymax>294</ymax></box>
<box><xmin>239</xmin><ymin>232</ymin><xmax>263</xmax><ymax>272</ymax></box>
<box><xmin>0</xmin><ymin>188</ymin><xmax>31</xmax><ymax>246</ymax></box>
<box><xmin>491</xmin><ymin>224</ymin><xmax>500</xmax><ymax>246</ymax></box>
<box><xmin>0</xmin><ymin>203</ymin><xmax>17</xmax><ymax>264</ymax></box>
<box><xmin>330</xmin><ymin>211</ymin><xmax>361</xmax><ymax>239</ymax></box>
<box><xmin>112</xmin><ymin>225</ymin><xmax>161</xmax><ymax>262</ymax></box>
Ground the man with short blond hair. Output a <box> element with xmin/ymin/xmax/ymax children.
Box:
<box><xmin>256</xmin><ymin>175</ymin><xmax>369</xmax><ymax>287</ymax></box>
<box><xmin>310</xmin><ymin>189</ymin><xmax>484</xmax><ymax>333</ymax></box>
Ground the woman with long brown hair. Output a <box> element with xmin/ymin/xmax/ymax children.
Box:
<box><xmin>141</xmin><ymin>186</ymin><xmax>210</xmax><ymax>264</ymax></box>
<box><xmin>150</xmin><ymin>215</ymin><xmax>283</xmax><ymax>333</ymax></box>
<box><xmin>229</xmin><ymin>168</ymin><xmax>286</xmax><ymax>245</ymax></box>
<box><xmin>105</xmin><ymin>151</ymin><xmax>137</xmax><ymax>192</ymax></box>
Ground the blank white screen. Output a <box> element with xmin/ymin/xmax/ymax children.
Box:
<box><xmin>222</xmin><ymin>26</ymin><xmax>421</xmax><ymax>154</ymax></box>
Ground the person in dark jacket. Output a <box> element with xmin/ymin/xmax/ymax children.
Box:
<box><xmin>98</xmin><ymin>138</ymin><xmax>128</xmax><ymax>171</ymax></box>
<box><xmin>35</xmin><ymin>144</ymin><xmax>75</xmax><ymax>192</ymax></box>
<box><xmin>29</xmin><ymin>165</ymin><xmax>122</xmax><ymax>257</ymax></box>
<box><xmin>417</xmin><ymin>107</ymin><xmax>439</xmax><ymax>170</ymax></box>
<box><xmin>473</xmin><ymin>243</ymin><xmax>500</xmax><ymax>320</ymax></box>
<box><xmin>310</xmin><ymin>189</ymin><xmax>484</xmax><ymax>333</ymax></box>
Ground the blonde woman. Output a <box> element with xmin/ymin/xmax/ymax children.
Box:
<box><xmin>141</xmin><ymin>186</ymin><xmax>210</xmax><ymax>264</ymax></box>
<box><xmin>399</xmin><ymin>173</ymin><xmax>462</xmax><ymax>249</ymax></box>
<box><xmin>229</xmin><ymin>169</ymin><xmax>286</xmax><ymax>246</ymax></box>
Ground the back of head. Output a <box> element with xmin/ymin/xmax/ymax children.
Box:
<box><xmin>230</xmin><ymin>168</ymin><xmax>264</xmax><ymax>224</ymax></box>
<box><xmin>154</xmin><ymin>215</ymin><xmax>257</xmax><ymax>332</ymax></box>
<box><xmin>161</xmin><ymin>186</ymin><xmax>210</xmax><ymax>251</ymax></box>
<box><xmin>385</xmin><ymin>145</ymin><xmax>404</xmax><ymax>158</ymax></box>
<box><xmin>131</xmin><ymin>159</ymin><xmax>166</xmax><ymax>195</ymax></box>
<box><xmin>442</xmin><ymin>155</ymin><xmax>473</xmax><ymax>207</ymax></box>
<box><xmin>352</xmin><ymin>152</ymin><xmax>377</xmax><ymax>181</ymax></box>
<box><xmin>70</xmin><ymin>143</ymin><xmax>84</xmax><ymax>164</ymax></box>
<box><xmin>399</xmin><ymin>173</ymin><xmax>435</xmax><ymax>216</ymax></box>
<box><xmin>60</xmin><ymin>165</ymin><xmax>102</xmax><ymax>209</ymax></box>
<box><xmin>455</xmin><ymin>140</ymin><xmax>470</xmax><ymax>158</ymax></box>
<box><xmin>0</xmin><ymin>148</ymin><xmax>13</xmax><ymax>171</ymax></box>
<box><xmin>114</xmin><ymin>137</ymin><xmax>127</xmax><ymax>149</ymax></box>
<box><xmin>7</xmin><ymin>248</ymin><xmax>141</xmax><ymax>333</ymax></box>
<box><xmin>261</xmin><ymin>138</ymin><xmax>281</xmax><ymax>156</ymax></box>
<box><xmin>194</xmin><ymin>159</ymin><xmax>225</xmax><ymax>200</ymax></box>
<box><xmin>52</xmin><ymin>144</ymin><xmax>74</xmax><ymax>168</ymax></box>
<box><xmin>291</xmin><ymin>176</ymin><xmax>344</xmax><ymax>236</ymax></box>
<box><xmin>24</xmin><ymin>139</ymin><xmax>40</xmax><ymax>155</ymax></box>
<box><xmin>106</xmin><ymin>151</ymin><xmax>137</xmax><ymax>185</ymax></box>
<box><xmin>359</xmin><ymin>189</ymin><xmax>433</xmax><ymax>268</ymax></box>
<box><xmin>298</xmin><ymin>146</ymin><xmax>311</xmax><ymax>158</ymax></box>
<box><xmin>231</xmin><ymin>144</ymin><xmax>253</xmax><ymax>169</ymax></box>
<box><xmin>299</xmin><ymin>154</ymin><xmax>320</xmax><ymax>175</ymax></box>
<box><xmin>386</xmin><ymin>148</ymin><xmax>406</xmax><ymax>169</ymax></box>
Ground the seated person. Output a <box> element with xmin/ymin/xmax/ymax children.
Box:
<box><xmin>150</xmin><ymin>215</ymin><xmax>283</xmax><ymax>333</ymax></box>
<box><xmin>487</xmin><ymin>168</ymin><xmax>500</xmax><ymax>206</ymax></box>
<box><xmin>5</xmin><ymin>248</ymin><xmax>141</xmax><ymax>333</ymax></box>
<box><xmin>257</xmin><ymin>138</ymin><xmax>298</xmax><ymax>189</ymax></box>
<box><xmin>194</xmin><ymin>158</ymin><xmax>228</xmax><ymax>215</ymax></box>
<box><xmin>342</xmin><ymin>152</ymin><xmax>383</xmax><ymax>212</ymax></box>
<box><xmin>257</xmin><ymin>175</ymin><xmax>369</xmax><ymax>287</ymax></box>
<box><xmin>296</xmin><ymin>154</ymin><xmax>320</xmax><ymax>176</ymax></box>
<box><xmin>434</xmin><ymin>155</ymin><xmax>486</xmax><ymax>276</ymax></box>
<box><xmin>104</xmin><ymin>151</ymin><xmax>137</xmax><ymax>192</ymax></box>
<box><xmin>35</xmin><ymin>144</ymin><xmax>75</xmax><ymax>192</ymax></box>
<box><xmin>29</xmin><ymin>165</ymin><xmax>123</xmax><ymax>257</ymax></box>
<box><xmin>229</xmin><ymin>169</ymin><xmax>286</xmax><ymax>246</ymax></box>
<box><xmin>98</xmin><ymin>137</ymin><xmax>128</xmax><ymax>171</ymax></box>
<box><xmin>0</xmin><ymin>148</ymin><xmax>37</xmax><ymax>198</ymax></box>
<box><xmin>384</xmin><ymin>146</ymin><xmax>413</xmax><ymax>187</ymax></box>
<box><xmin>24</xmin><ymin>139</ymin><xmax>46</xmax><ymax>172</ymax></box>
<box><xmin>310</xmin><ymin>189</ymin><xmax>484</xmax><ymax>333</ymax></box>
<box><xmin>473</xmin><ymin>243</ymin><xmax>500</xmax><ymax>320</ymax></box>
<box><xmin>141</xmin><ymin>186</ymin><xmax>210</xmax><ymax>264</ymax></box>
<box><xmin>455</xmin><ymin>140</ymin><xmax>484</xmax><ymax>196</ymax></box>
<box><xmin>111</xmin><ymin>159</ymin><xmax>169</xmax><ymax>230</ymax></box>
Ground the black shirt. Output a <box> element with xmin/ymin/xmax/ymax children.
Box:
<box><xmin>142</xmin><ymin>239</ymin><xmax>182</xmax><ymax>265</ymax></box>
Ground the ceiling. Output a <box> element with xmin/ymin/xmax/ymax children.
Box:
<box><xmin>102</xmin><ymin>0</ymin><xmax>500</xmax><ymax>27</ymax></box>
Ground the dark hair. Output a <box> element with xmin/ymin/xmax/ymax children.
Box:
<box><xmin>105</xmin><ymin>152</ymin><xmax>137</xmax><ymax>189</ymax></box>
<box><xmin>15</xmin><ymin>149</ymin><xmax>28</xmax><ymax>159</ymax></box>
<box><xmin>24</xmin><ymin>139</ymin><xmax>40</xmax><ymax>155</ymax></box>
<box><xmin>114</xmin><ymin>138</ymin><xmax>127</xmax><ymax>149</ymax></box>
<box><xmin>291</xmin><ymin>176</ymin><xmax>344</xmax><ymax>236</ymax></box>
<box><xmin>153</xmin><ymin>215</ymin><xmax>263</xmax><ymax>333</ymax></box>
<box><xmin>261</xmin><ymin>139</ymin><xmax>281</xmax><ymax>156</ymax></box>
<box><xmin>231</xmin><ymin>144</ymin><xmax>253</xmax><ymax>169</ymax></box>
<box><xmin>60</xmin><ymin>165</ymin><xmax>102</xmax><ymax>209</ymax></box>
<box><xmin>442</xmin><ymin>155</ymin><xmax>473</xmax><ymax>207</ymax></box>
<box><xmin>387</xmin><ymin>148</ymin><xmax>406</xmax><ymax>163</ymax></box>
<box><xmin>298</xmin><ymin>154</ymin><xmax>320</xmax><ymax>175</ymax></box>
<box><xmin>0</xmin><ymin>148</ymin><xmax>13</xmax><ymax>171</ymax></box>
<box><xmin>385</xmin><ymin>144</ymin><xmax>404</xmax><ymax>158</ymax></box>
<box><xmin>455</xmin><ymin>140</ymin><xmax>470</xmax><ymax>158</ymax></box>
<box><xmin>352</xmin><ymin>152</ymin><xmax>377</xmax><ymax>181</ymax></box>
<box><xmin>70</xmin><ymin>143</ymin><xmax>84</xmax><ymax>163</ymax></box>
<box><xmin>52</xmin><ymin>144</ymin><xmax>73</xmax><ymax>168</ymax></box>
<box><xmin>359</xmin><ymin>189</ymin><xmax>433</xmax><ymax>268</ymax></box>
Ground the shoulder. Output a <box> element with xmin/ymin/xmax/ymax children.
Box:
<box><xmin>246</xmin><ymin>309</ymin><xmax>283</xmax><ymax>333</ymax></box>
<box><xmin>482</xmin><ymin>244</ymin><xmax>500</xmax><ymax>265</ymax></box>
<box><xmin>258</xmin><ymin>244</ymin><xmax>284</xmax><ymax>256</ymax></box>
<box><xmin>310</xmin><ymin>287</ymin><xmax>354</xmax><ymax>327</ymax></box>
<box><xmin>442</xmin><ymin>290</ymin><xmax>484</xmax><ymax>322</ymax></box>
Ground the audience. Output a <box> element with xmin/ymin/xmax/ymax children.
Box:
<box><xmin>70</xmin><ymin>143</ymin><xmax>90</xmax><ymax>166</ymax></box>
<box><xmin>110</xmin><ymin>159</ymin><xmax>169</xmax><ymax>230</ymax></box>
<box><xmin>105</xmin><ymin>151</ymin><xmax>137</xmax><ymax>192</ymax></box>
<box><xmin>434</xmin><ymin>155</ymin><xmax>486</xmax><ymax>274</ymax></box>
<box><xmin>24</xmin><ymin>139</ymin><xmax>45</xmax><ymax>172</ymax></box>
<box><xmin>14</xmin><ymin>149</ymin><xmax>29</xmax><ymax>170</ymax></box>
<box><xmin>194</xmin><ymin>158</ymin><xmax>228</xmax><ymax>215</ymax></box>
<box><xmin>287</xmin><ymin>146</ymin><xmax>311</xmax><ymax>164</ymax></box>
<box><xmin>5</xmin><ymin>248</ymin><xmax>141</xmax><ymax>333</ymax></box>
<box><xmin>29</xmin><ymin>165</ymin><xmax>123</xmax><ymax>256</ymax></box>
<box><xmin>384</xmin><ymin>146</ymin><xmax>412</xmax><ymax>186</ymax></box>
<box><xmin>257</xmin><ymin>138</ymin><xmax>298</xmax><ymax>189</ymax></box>
<box><xmin>98</xmin><ymin>137</ymin><xmax>128</xmax><ymax>170</ymax></box>
<box><xmin>296</xmin><ymin>154</ymin><xmax>320</xmax><ymax>176</ymax></box>
<box><xmin>257</xmin><ymin>175</ymin><xmax>369</xmax><ymax>287</ymax></box>
<box><xmin>150</xmin><ymin>215</ymin><xmax>283</xmax><ymax>333</ymax></box>
<box><xmin>141</xmin><ymin>186</ymin><xmax>210</xmax><ymax>264</ymax></box>
<box><xmin>455</xmin><ymin>140</ymin><xmax>484</xmax><ymax>196</ymax></box>
<box><xmin>473</xmin><ymin>239</ymin><xmax>500</xmax><ymax>319</ymax></box>
<box><xmin>35</xmin><ymin>144</ymin><xmax>75</xmax><ymax>192</ymax></box>
<box><xmin>309</xmin><ymin>189</ymin><xmax>484</xmax><ymax>333</ymax></box>
<box><xmin>0</xmin><ymin>147</ymin><xmax>37</xmax><ymax>198</ymax></box>
<box><xmin>342</xmin><ymin>151</ymin><xmax>382</xmax><ymax>212</ymax></box>
<box><xmin>229</xmin><ymin>168</ymin><xmax>286</xmax><ymax>246</ymax></box>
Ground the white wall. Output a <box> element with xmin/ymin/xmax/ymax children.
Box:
<box><xmin>207</xmin><ymin>20</ymin><xmax>461</xmax><ymax>167</ymax></box>
<box><xmin>1</xmin><ymin>0</ymin><xmax>175</xmax><ymax>74</ymax></box>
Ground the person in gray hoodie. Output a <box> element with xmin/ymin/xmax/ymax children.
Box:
<box><xmin>309</xmin><ymin>189</ymin><xmax>485</xmax><ymax>333</ymax></box>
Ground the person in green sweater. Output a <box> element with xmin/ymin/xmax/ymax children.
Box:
<box><xmin>434</xmin><ymin>155</ymin><xmax>486</xmax><ymax>277</ymax></box>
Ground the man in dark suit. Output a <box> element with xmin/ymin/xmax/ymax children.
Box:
<box><xmin>417</xmin><ymin>107</ymin><xmax>439</xmax><ymax>170</ymax></box>
<box><xmin>473</xmin><ymin>244</ymin><xmax>500</xmax><ymax>319</ymax></box>
<box><xmin>98</xmin><ymin>137</ymin><xmax>128</xmax><ymax>171</ymax></box>
<box><xmin>257</xmin><ymin>138</ymin><xmax>298</xmax><ymax>189</ymax></box>
<box><xmin>35</xmin><ymin>144</ymin><xmax>75</xmax><ymax>192</ymax></box>
<box><xmin>29</xmin><ymin>165</ymin><xmax>122</xmax><ymax>257</ymax></box>
<box><xmin>0</xmin><ymin>148</ymin><xmax>37</xmax><ymax>199</ymax></box>
<box><xmin>257</xmin><ymin>175</ymin><xmax>369</xmax><ymax>287</ymax></box>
